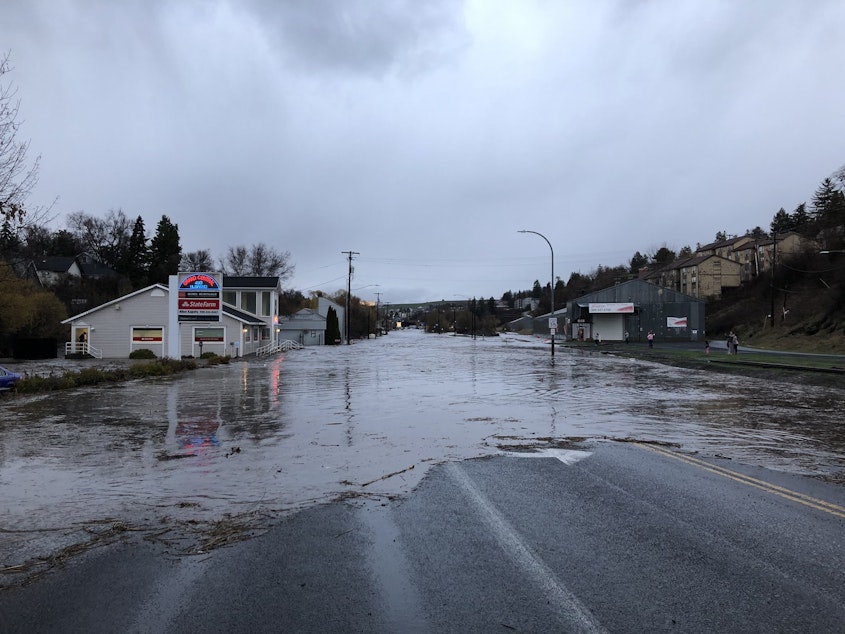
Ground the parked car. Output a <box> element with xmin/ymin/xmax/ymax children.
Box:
<box><xmin>0</xmin><ymin>365</ymin><xmax>22</xmax><ymax>390</ymax></box>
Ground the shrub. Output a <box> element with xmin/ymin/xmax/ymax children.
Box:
<box><xmin>13</xmin><ymin>358</ymin><xmax>197</xmax><ymax>393</ymax></box>
<box><xmin>129</xmin><ymin>349</ymin><xmax>157</xmax><ymax>360</ymax></box>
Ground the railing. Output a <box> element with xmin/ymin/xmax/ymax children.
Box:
<box><xmin>65</xmin><ymin>341</ymin><xmax>103</xmax><ymax>359</ymax></box>
<box><xmin>256</xmin><ymin>339</ymin><xmax>303</xmax><ymax>356</ymax></box>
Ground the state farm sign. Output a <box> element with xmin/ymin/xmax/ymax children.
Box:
<box><xmin>178</xmin><ymin>299</ymin><xmax>220</xmax><ymax>310</ymax></box>
<box><xmin>178</xmin><ymin>273</ymin><xmax>222</xmax><ymax>322</ymax></box>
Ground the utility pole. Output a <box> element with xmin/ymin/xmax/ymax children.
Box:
<box><xmin>342</xmin><ymin>251</ymin><xmax>359</xmax><ymax>344</ymax></box>
<box><xmin>770</xmin><ymin>232</ymin><xmax>777</xmax><ymax>328</ymax></box>
<box><xmin>374</xmin><ymin>291</ymin><xmax>381</xmax><ymax>337</ymax></box>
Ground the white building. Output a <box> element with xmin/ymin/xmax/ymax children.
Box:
<box><xmin>61</xmin><ymin>274</ymin><xmax>287</xmax><ymax>359</ymax></box>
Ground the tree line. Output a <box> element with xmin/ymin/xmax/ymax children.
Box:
<box><xmin>503</xmin><ymin>167</ymin><xmax>845</xmax><ymax>317</ymax></box>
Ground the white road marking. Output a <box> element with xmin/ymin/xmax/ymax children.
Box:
<box><xmin>447</xmin><ymin>462</ymin><xmax>607</xmax><ymax>634</ymax></box>
<box><xmin>504</xmin><ymin>449</ymin><xmax>593</xmax><ymax>465</ymax></box>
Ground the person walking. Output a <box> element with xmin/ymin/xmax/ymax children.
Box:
<box><xmin>647</xmin><ymin>330</ymin><xmax>654</xmax><ymax>348</ymax></box>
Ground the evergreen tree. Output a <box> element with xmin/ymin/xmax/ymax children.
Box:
<box><xmin>630</xmin><ymin>251</ymin><xmax>648</xmax><ymax>274</ymax></box>
<box><xmin>148</xmin><ymin>215</ymin><xmax>181</xmax><ymax>284</ymax></box>
<box><xmin>652</xmin><ymin>246</ymin><xmax>676</xmax><ymax>266</ymax></box>
<box><xmin>792</xmin><ymin>203</ymin><xmax>810</xmax><ymax>228</ymax></box>
<box><xmin>325</xmin><ymin>306</ymin><xmax>341</xmax><ymax>344</ymax></box>
<box><xmin>121</xmin><ymin>216</ymin><xmax>149</xmax><ymax>287</ymax></box>
<box><xmin>770</xmin><ymin>208</ymin><xmax>793</xmax><ymax>234</ymax></box>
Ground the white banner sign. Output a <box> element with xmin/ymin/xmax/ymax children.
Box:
<box><xmin>589</xmin><ymin>303</ymin><xmax>634</xmax><ymax>314</ymax></box>
<box><xmin>667</xmin><ymin>317</ymin><xmax>688</xmax><ymax>328</ymax></box>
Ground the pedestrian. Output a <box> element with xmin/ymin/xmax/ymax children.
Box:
<box><xmin>594</xmin><ymin>332</ymin><xmax>600</xmax><ymax>345</ymax></box>
<box><xmin>732</xmin><ymin>332</ymin><xmax>739</xmax><ymax>355</ymax></box>
<box><xmin>726</xmin><ymin>332</ymin><xmax>733</xmax><ymax>355</ymax></box>
<box><xmin>624</xmin><ymin>330</ymin><xmax>630</xmax><ymax>344</ymax></box>
<box><xmin>705</xmin><ymin>340</ymin><xmax>710</xmax><ymax>356</ymax></box>
<box><xmin>647</xmin><ymin>330</ymin><xmax>654</xmax><ymax>348</ymax></box>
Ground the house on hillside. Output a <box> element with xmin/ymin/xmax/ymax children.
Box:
<box><xmin>566</xmin><ymin>279</ymin><xmax>705</xmax><ymax>342</ymax></box>
<box><xmin>27</xmin><ymin>253</ymin><xmax>117</xmax><ymax>287</ymax></box>
<box><xmin>695</xmin><ymin>235</ymin><xmax>755</xmax><ymax>263</ymax></box>
<box><xmin>645</xmin><ymin>254</ymin><xmax>741</xmax><ymax>300</ymax></box>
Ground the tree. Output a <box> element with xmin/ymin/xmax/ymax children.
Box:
<box><xmin>51</xmin><ymin>229</ymin><xmax>82</xmax><ymax>256</ymax></box>
<box><xmin>792</xmin><ymin>203</ymin><xmax>810</xmax><ymax>229</ymax></box>
<box><xmin>222</xmin><ymin>242</ymin><xmax>294</xmax><ymax>280</ymax></box>
<box><xmin>714</xmin><ymin>231</ymin><xmax>727</xmax><ymax>242</ymax></box>
<box><xmin>0</xmin><ymin>260</ymin><xmax>66</xmax><ymax>354</ymax></box>
<box><xmin>678</xmin><ymin>245</ymin><xmax>693</xmax><ymax>258</ymax></box>
<box><xmin>121</xmin><ymin>215</ymin><xmax>149</xmax><ymax>287</ymax></box>
<box><xmin>531</xmin><ymin>280</ymin><xmax>542</xmax><ymax>299</ymax></box>
<box><xmin>770</xmin><ymin>207</ymin><xmax>793</xmax><ymax>234</ymax></box>
<box><xmin>181</xmin><ymin>249</ymin><xmax>214</xmax><ymax>271</ymax></box>
<box><xmin>0</xmin><ymin>53</ymin><xmax>40</xmax><ymax>225</ymax></box>
<box><xmin>630</xmin><ymin>251</ymin><xmax>648</xmax><ymax>275</ymax></box>
<box><xmin>148</xmin><ymin>215</ymin><xmax>181</xmax><ymax>283</ymax></box>
<box><xmin>67</xmin><ymin>209</ymin><xmax>132</xmax><ymax>269</ymax></box>
<box><xmin>325</xmin><ymin>306</ymin><xmax>341</xmax><ymax>344</ymax></box>
<box><xmin>652</xmin><ymin>246</ymin><xmax>676</xmax><ymax>266</ymax></box>
<box><xmin>278</xmin><ymin>289</ymin><xmax>306</xmax><ymax>315</ymax></box>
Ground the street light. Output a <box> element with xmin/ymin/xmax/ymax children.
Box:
<box><xmin>518</xmin><ymin>229</ymin><xmax>555</xmax><ymax>357</ymax></box>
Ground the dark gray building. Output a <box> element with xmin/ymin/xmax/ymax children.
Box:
<box><xmin>566</xmin><ymin>279</ymin><xmax>705</xmax><ymax>343</ymax></box>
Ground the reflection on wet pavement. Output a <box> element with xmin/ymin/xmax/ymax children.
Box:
<box><xmin>2</xmin><ymin>329</ymin><xmax>843</xmax><ymax>575</ymax></box>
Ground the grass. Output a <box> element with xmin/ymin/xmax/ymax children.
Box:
<box><xmin>572</xmin><ymin>341</ymin><xmax>845</xmax><ymax>387</ymax></box>
<box><xmin>13</xmin><ymin>358</ymin><xmax>199</xmax><ymax>393</ymax></box>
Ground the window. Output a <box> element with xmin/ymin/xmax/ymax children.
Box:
<box><xmin>195</xmin><ymin>327</ymin><xmax>224</xmax><ymax>342</ymax></box>
<box><xmin>223</xmin><ymin>290</ymin><xmax>236</xmax><ymax>305</ymax></box>
<box><xmin>133</xmin><ymin>327</ymin><xmax>163</xmax><ymax>342</ymax></box>
<box><xmin>241</xmin><ymin>292</ymin><xmax>256</xmax><ymax>314</ymax></box>
<box><xmin>262</xmin><ymin>292</ymin><xmax>271</xmax><ymax>316</ymax></box>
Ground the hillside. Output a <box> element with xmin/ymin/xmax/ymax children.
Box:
<box><xmin>706</xmin><ymin>255</ymin><xmax>845</xmax><ymax>354</ymax></box>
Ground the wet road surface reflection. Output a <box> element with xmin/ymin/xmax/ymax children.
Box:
<box><xmin>2</xmin><ymin>329</ymin><xmax>843</xmax><ymax>569</ymax></box>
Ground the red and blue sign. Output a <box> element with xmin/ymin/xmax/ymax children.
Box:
<box><xmin>178</xmin><ymin>273</ymin><xmax>222</xmax><ymax>322</ymax></box>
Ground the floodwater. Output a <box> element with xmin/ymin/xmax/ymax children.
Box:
<box><xmin>2</xmin><ymin>329</ymin><xmax>844</xmax><ymax>571</ymax></box>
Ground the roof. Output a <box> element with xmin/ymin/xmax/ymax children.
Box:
<box><xmin>34</xmin><ymin>256</ymin><xmax>77</xmax><ymax>273</ymax></box>
<box><xmin>222</xmin><ymin>304</ymin><xmax>265</xmax><ymax>325</ymax></box>
<box><xmin>696</xmin><ymin>235</ymin><xmax>754</xmax><ymax>252</ymax></box>
<box><xmin>570</xmin><ymin>278</ymin><xmax>704</xmax><ymax>306</ymax></box>
<box><xmin>222</xmin><ymin>276</ymin><xmax>282</xmax><ymax>289</ymax></box>
<box><xmin>62</xmin><ymin>284</ymin><xmax>169</xmax><ymax>323</ymax></box>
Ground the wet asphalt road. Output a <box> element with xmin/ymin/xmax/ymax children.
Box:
<box><xmin>2</xmin><ymin>441</ymin><xmax>844</xmax><ymax>633</ymax></box>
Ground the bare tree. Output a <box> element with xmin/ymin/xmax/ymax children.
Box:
<box><xmin>181</xmin><ymin>249</ymin><xmax>215</xmax><ymax>271</ymax></box>
<box><xmin>66</xmin><ymin>208</ymin><xmax>132</xmax><ymax>268</ymax></box>
<box><xmin>0</xmin><ymin>52</ymin><xmax>40</xmax><ymax>224</ymax></box>
<box><xmin>222</xmin><ymin>243</ymin><xmax>294</xmax><ymax>280</ymax></box>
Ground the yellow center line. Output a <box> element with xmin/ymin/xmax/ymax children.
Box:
<box><xmin>634</xmin><ymin>443</ymin><xmax>845</xmax><ymax>520</ymax></box>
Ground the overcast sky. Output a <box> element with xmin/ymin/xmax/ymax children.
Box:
<box><xmin>5</xmin><ymin>0</ymin><xmax>845</xmax><ymax>304</ymax></box>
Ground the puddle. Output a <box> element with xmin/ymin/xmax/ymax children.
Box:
<box><xmin>2</xmin><ymin>329</ymin><xmax>844</xmax><ymax>579</ymax></box>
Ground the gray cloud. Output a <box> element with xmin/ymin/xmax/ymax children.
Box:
<box><xmin>3</xmin><ymin>0</ymin><xmax>845</xmax><ymax>303</ymax></box>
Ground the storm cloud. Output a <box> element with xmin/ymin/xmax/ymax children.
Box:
<box><xmin>4</xmin><ymin>0</ymin><xmax>844</xmax><ymax>303</ymax></box>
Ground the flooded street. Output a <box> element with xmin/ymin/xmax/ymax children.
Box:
<box><xmin>2</xmin><ymin>329</ymin><xmax>844</xmax><ymax>572</ymax></box>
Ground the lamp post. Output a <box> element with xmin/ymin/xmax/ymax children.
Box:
<box><xmin>518</xmin><ymin>229</ymin><xmax>555</xmax><ymax>357</ymax></box>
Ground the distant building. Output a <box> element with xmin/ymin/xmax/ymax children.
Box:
<box><xmin>566</xmin><ymin>279</ymin><xmax>705</xmax><ymax>342</ymax></box>
<box><xmin>27</xmin><ymin>253</ymin><xmax>117</xmax><ymax>287</ymax></box>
